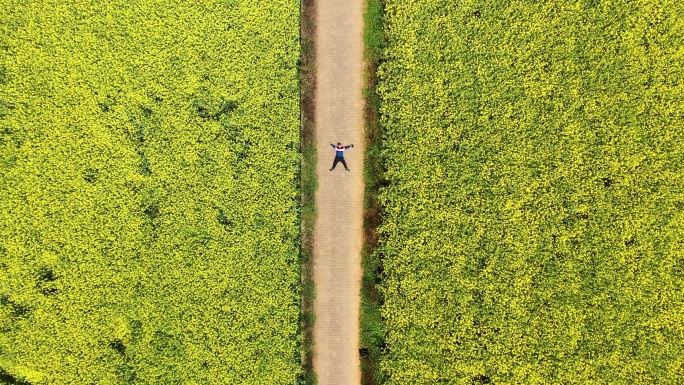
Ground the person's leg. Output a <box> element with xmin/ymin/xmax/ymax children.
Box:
<box><xmin>330</xmin><ymin>157</ymin><xmax>340</xmax><ymax>171</ymax></box>
<box><xmin>341</xmin><ymin>158</ymin><xmax>349</xmax><ymax>171</ymax></box>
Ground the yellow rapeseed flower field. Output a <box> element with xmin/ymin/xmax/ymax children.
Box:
<box><xmin>376</xmin><ymin>0</ymin><xmax>684</xmax><ymax>383</ymax></box>
<box><xmin>0</xmin><ymin>0</ymin><xmax>300</xmax><ymax>383</ymax></box>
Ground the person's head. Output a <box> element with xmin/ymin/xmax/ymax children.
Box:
<box><xmin>337</xmin><ymin>142</ymin><xmax>341</xmax><ymax>147</ymax></box>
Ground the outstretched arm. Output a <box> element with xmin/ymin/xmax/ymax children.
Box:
<box><xmin>345</xmin><ymin>144</ymin><xmax>353</xmax><ymax>149</ymax></box>
<box><xmin>330</xmin><ymin>143</ymin><xmax>336</xmax><ymax>149</ymax></box>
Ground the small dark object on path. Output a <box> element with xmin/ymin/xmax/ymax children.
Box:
<box><xmin>330</xmin><ymin>142</ymin><xmax>353</xmax><ymax>171</ymax></box>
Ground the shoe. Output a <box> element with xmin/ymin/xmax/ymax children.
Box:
<box><xmin>329</xmin><ymin>168</ymin><xmax>333</xmax><ymax>171</ymax></box>
<box><xmin>345</xmin><ymin>168</ymin><xmax>350</xmax><ymax>171</ymax></box>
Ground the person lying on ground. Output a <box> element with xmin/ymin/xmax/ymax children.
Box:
<box><xmin>329</xmin><ymin>142</ymin><xmax>353</xmax><ymax>171</ymax></box>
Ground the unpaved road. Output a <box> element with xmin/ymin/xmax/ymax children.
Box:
<box><xmin>311</xmin><ymin>0</ymin><xmax>364</xmax><ymax>383</ymax></box>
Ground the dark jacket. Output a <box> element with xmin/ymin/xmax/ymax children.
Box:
<box><xmin>331</xmin><ymin>144</ymin><xmax>351</xmax><ymax>158</ymax></box>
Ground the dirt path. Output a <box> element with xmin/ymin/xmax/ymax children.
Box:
<box><xmin>311</xmin><ymin>0</ymin><xmax>364</xmax><ymax>383</ymax></box>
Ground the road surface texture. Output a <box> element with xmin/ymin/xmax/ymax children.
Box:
<box><xmin>312</xmin><ymin>0</ymin><xmax>364</xmax><ymax>384</ymax></box>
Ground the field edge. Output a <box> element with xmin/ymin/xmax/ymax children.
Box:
<box><xmin>360</xmin><ymin>0</ymin><xmax>386</xmax><ymax>384</ymax></box>
<box><xmin>299</xmin><ymin>0</ymin><xmax>318</xmax><ymax>383</ymax></box>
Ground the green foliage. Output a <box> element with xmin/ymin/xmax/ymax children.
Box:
<box><xmin>0</xmin><ymin>0</ymin><xmax>300</xmax><ymax>384</ymax></box>
<box><xmin>361</xmin><ymin>2</ymin><xmax>387</xmax><ymax>384</ymax></box>
<box><xmin>376</xmin><ymin>0</ymin><xmax>684</xmax><ymax>384</ymax></box>
<box><xmin>0</xmin><ymin>367</ymin><xmax>30</xmax><ymax>385</ymax></box>
<box><xmin>364</xmin><ymin>0</ymin><xmax>385</xmax><ymax>63</ymax></box>
<box><xmin>299</xmin><ymin>0</ymin><xmax>317</xmax><ymax>382</ymax></box>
